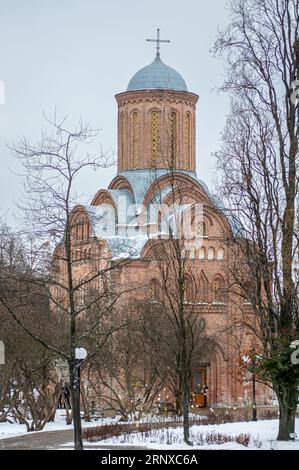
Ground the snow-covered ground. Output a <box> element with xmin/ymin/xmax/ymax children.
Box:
<box><xmin>0</xmin><ymin>410</ymin><xmax>117</xmax><ymax>441</ymax></box>
<box><xmin>1</xmin><ymin>412</ymin><xmax>299</xmax><ymax>450</ymax></box>
<box><xmin>82</xmin><ymin>419</ymin><xmax>299</xmax><ymax>450</ymax></box>
<box><xmin>0</xmin><ymin>412</ymin><xmax>204</xmax><ymax>441</ymax></box>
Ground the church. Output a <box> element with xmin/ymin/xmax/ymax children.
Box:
<box><xmin>58</xmin><ymin>31</ymin><xmax>272</xmax><ymax>408</ymax></box>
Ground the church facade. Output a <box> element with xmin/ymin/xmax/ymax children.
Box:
<box><xmin>57</xmin><ymin>37</ymin><xmax>272</xmax><ymax>408</ymax></box>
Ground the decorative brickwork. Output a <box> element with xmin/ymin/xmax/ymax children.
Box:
<box><xmin>115</xmin><ymin>90</ymin><xmax>198</xmax><ymax>172</ymax></box>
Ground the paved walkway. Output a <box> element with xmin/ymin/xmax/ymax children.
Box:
<box><xmin>0</xmin><ymin>429</ymin><xmax>148</xmax><ymax>450</ymax></box>
<box><xmin>0</xmin><ymin>429</ymin><xmax>74</xmax><ymax>450</ymax></box>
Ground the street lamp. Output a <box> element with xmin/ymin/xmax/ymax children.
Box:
<box><xmin>74</xmin><ymin>347</ymin><xmax>87</xmax><ymax>393</ymax></box>
<box><xmin>75</xmin><ymin>347</ymin><xmax>87</xmax><ymax>360</ymax></box>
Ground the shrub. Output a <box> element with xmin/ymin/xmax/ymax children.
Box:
<box><xmin>83</xmin><ymin>423</ymin><xmax>150</xmax><ymax>442</ymax></box>
<box><xmin>83</xmin><ymin>423</ymin><xmax>262</xmax><ymax>448</ymax></box>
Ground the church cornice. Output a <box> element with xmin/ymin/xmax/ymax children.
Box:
<box><xmin>115</xmin><ymin>89</ymin><xmax>198</xmax><ymax>108</ymax></box>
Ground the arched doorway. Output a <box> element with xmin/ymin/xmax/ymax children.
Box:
<box><xmin>191</xmin><ymin>339</ymin><xmax>227</xmax><ymax>407</ymax></box>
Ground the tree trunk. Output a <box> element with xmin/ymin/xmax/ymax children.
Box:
<box><xmin>181</xmin><ymin>317</ymin><xmax>191</xmax><ymax>445</ymax></box>
<box><xmin>183</xmin><ymin>382</ymin><xmax>190</xmax><ymax>445</ymax></box>
<box><xmin>276</xmin><ymin>385</ymin><xmax>297</xmax><ymax>440</ymax></box>
<box><xmin>175</xmin><ymin>385</ymin><xmax>183</xmax><ymax>416</ymax></box>
<box><xmin>69</xmin><ymin>366</ymin><xmax>83</xmax><ymax>450</ymax></box>
<box><xmin>80</xmin><ymin>387</ymin><xmax>91</xmax><ymax>422</ymax></box>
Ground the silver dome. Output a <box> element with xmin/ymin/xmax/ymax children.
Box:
<box><xmin>127</xmin><ymin>55</ymin><xmax>187</xmax><ymax>92</ymax></box>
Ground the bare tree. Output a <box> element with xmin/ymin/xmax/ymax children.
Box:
<box><xmin>0</xmin><ymin>116</ymin><xmax>133</xmax><ymax>449</ymax></box>
<box><xmin>214</xmin><ymin>0</ymin><xmax>299</xmax><ymax>440</ymax></box>
<box><xmin>86</xmin><ymin>301</ymin><xmax>165</xmax><ymax>421</ymax></box>
<box><xmin>148</xmin><ymin>243</ymin><xmax>207</xmax><ymax>444</ymax></box>
<box><xmin>0</xmin><ymin>224</ymin><xmax>60</xmax><ymax>430</ymax></box>
<box><xmin>145</xmin><ymin>167</ymin><xmax>209</xmax><ymax>445</ymax></box>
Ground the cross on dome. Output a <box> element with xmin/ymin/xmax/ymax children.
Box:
<box><xmin>146</xmin><ymin>28</ymin><xmax>170</xmax><ymax>57</ymax></box>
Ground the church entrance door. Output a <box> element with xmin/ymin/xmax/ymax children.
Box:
<box><xmin>191</xmin><ymin>368</ymin><xmax>208</xmax><ymax>408</ymax></box>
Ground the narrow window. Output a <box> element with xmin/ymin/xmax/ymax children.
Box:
<box><xmin>213</xmin><ymin>275</ymin><xmax>225</xmax><ymax>302</ymax></box>
<box><xmin>184</xmin><ymin>276</ymin><xmax>194</xmax><ymax>301</ymax></box>
<box><xmin>151</xmin><ymin>111</ymin><xmax>158</xmax><ymax>168</ymax></box>
<box><xmin>149</xmin><ymin>279</ymin><xmax>159</xmax><ymax>300</ymax></box>
<box><xmin>132</xmin><ymin>111</ymin><xmax>140</xmax><ymax>168</ymax></box>
<box><xmin>199</xmin><ymin>270</ymin><xmax>209</xmax><ymax>302</ymax></box>
<box><xmin>119</xmin><ymin>112</ymin><xmax>124</xmax><ymax>170</ymax></box>
<box><xmin>185</xmin><ymin>113</ymin><xmax>191</xmax><ymax>169</ymax></box>
<box><xmin>217</xmin><ymin>247</ymin><xmax>225</xmax><ymax>260</ymax></box>
<box><xmin>207</xmin><ymin>247</ymin><xmax>215</xmax><ymax>260</ymax></box>
<box><xmin>196</xmin><ymin>221</ymin><xmax>206</xmax><ymax>238</ymax></box>
<box><xmin>170</xmin><ymin>111</ymin><xmax>177</xmax><ymax>167</ymax></box>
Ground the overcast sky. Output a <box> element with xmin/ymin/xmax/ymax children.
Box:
<box><xmin>0</xmin><ymin>0</ymin><xmax>230</xmax><ymax>224</ymax></box>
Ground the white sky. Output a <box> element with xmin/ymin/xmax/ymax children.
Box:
<box><xmin>0</xmin><ymin>0</ymin><xmax>230</xmax><ymax>224</ymax></box>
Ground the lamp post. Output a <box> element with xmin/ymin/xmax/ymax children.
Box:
<box><xmin>0</xmin><ymin>341</ymin><xmax>4</xmax><ymax>403</ymax></box>
<box><xmin>252</xmin><ymin>349</ymin><xmax>257</xmax><ymax>421</ymax></box>
<box><xmin>73</xmin><ymin>347</ymin><xmax>87</xmax><ymax>450</ymax></box>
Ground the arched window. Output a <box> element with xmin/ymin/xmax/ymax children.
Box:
<box><xmin>207</xmin><ymin>247</ymin><xmax>215</xmax><ymax>260</ymax></box>
<box><xmin>76</xmin><ymin>219</ymin><xmax>84</xmax><ymax>240</ymax></box>
<box><xmin>198</xmin><ymin>247</ymin><xmax>206</xmax><ymax>260</ymax></box>
<box><xmin>119</xmin><ymin>112</ymin><xmax>124</xmax><ymax>171</ymax></box>
<box><xmin>185</xmin><ymin>113</ymin><xmax>191</xmax><ymax>169</ymax></box>
<box><xmin>83</xmin><ymin>221</ymin><xmax>91</xmax><ymax>239</ymax></box>
<box><xmin>196</xmin><ymin>221</ymin><xmax>207</xmax><ymax>238</ymax></box>
<box><xmin>212</xmin><ymin>275</ymin><xmax>226</xmax><ymax>303</ymax></box>
<box><xmin>217</xmin><ymin>247</ymin><xmax>225</xmax><ymax>260</ymax></box>
<box><xmin>170</xmin><ymin>111</ymin><xmax>177</xmax><ymax>166</ymax></box>
<box><xmin>151</xmin><ymin>111</ymin><xmax>159</xmax><ymax>168</ymax></box>
<box><xmin>132</xmin><ymin>111</ymin><xmax>140</xmax><ymax>168</ymax></box>
<box><xmin>198</xmin><ymin>270</ymin><xmax>209</xmax><ymax>302</ymax></box>
<box><xmin>184</xmin><ymin>276</ymin><xmax>194</xmax><ymax>302</ymax></box>
<box><xmin>149</xmin><ymin>279</ymin><xmax>159</xmax><ymax>301</ymax></box>
<box><xmin>168</xmin><ymin>209</ymin><xmax>178</xmax><ymax>237</ymax></box>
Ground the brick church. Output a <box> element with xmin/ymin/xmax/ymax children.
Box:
<box><xmin>58</xmin><ymin>32</ymin><xmax>272</xmax><ymax>408</ymax></box>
